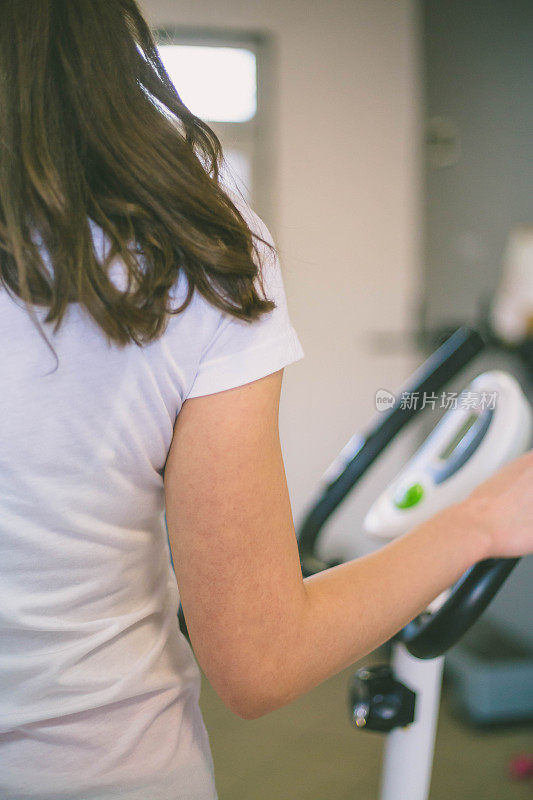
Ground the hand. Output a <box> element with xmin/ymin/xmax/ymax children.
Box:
<box><xmin>459</xmin><ymin>449</ymin><xmax>533</xmax><ymax>559</ymax></box>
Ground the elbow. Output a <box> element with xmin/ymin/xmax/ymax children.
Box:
<box><xmin>197</xmin><ymin>621</ymin><xmax>309</xmax><ymax>720</ymax></box>
<box><xmin>223</xmin><ymin>689</ymin><xmax>287</xmax><ymax>721</ymax></box>
<box><xmin>212</xmin><ymin>665</ymin><xmax>296</xmax><ymax>721</ymax></box>
<box><xmin>225</xmin><ymin>698</ymin><xmax>266</xmax><ymax>721</ymax></box>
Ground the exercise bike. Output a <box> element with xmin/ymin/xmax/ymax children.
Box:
<box><xmin>297</xmin><ymin>326</ymin><xmax>533</xmax><ymax>800</ymax></box>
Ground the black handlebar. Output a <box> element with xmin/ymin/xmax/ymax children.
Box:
<box><xmin>400</xmin><ymin>558</ymin><xmax>520</xmax><ymax>659</ymax></box>
<box><xmin>297</xmin><ymin>326</ymin><xmax>523</xmax><ymax>659</ymax></box>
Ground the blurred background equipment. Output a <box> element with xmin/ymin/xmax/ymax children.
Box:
<box><xmin>491</xmin><ymin>227</ymin><xmax>533</xmax><ymax>347</ymax></box>
<box><xmin>421</xmin><ymin>0</ymin><xmax>533</xmax><ymax>731</ymax></box>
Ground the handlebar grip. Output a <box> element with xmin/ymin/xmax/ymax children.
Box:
<box><xmin>400</xmin><ymin>557</ymin><xmax>520</xmax><ymax>659</ymax></box>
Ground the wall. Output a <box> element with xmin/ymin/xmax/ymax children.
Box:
<box><xmin>422</xmin><ymin>0</ymin><xmax>533</xmax><ymax>332</ymax></box>
<box><xmin>142</xmin><ymin>0</ymin><xmax>423</xmax><ymax>556</ymax></box>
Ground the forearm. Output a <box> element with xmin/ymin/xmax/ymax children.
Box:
<box><xmin>244</xmin><ymin>501</ymin><xmax>489</xmax><ymax>718</ymax></box>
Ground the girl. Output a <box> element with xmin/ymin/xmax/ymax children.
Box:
<box><xmin>0</xmin><ymin>2</ymin><xmax>531</xmax><ymax>798</ymax></box>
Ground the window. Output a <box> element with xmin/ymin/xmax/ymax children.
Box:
<box><xmin>154</xmin><ymin>30</ymin><xmax>273</xmax><ymax>225</ymax></box>
<box><xmin>156</xmin><ymin>45</ymin><xmax>257</xmax><ymax>123</ymax></box>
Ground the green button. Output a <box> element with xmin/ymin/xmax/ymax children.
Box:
<box><xmin>394</xmin><ymin>482</ymin><xmax>425</xmax><ymax>509</ymax></box>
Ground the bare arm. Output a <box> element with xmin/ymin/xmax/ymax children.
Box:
<box><xmin>164</xmin><ymin>369</ymin><xmax>532</xmax><ymax>719</ymax></box>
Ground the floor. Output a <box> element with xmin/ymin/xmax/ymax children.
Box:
<box><xmin>199</xmin><ymin>650</ymin><xmax>533</xmax><ymax>800</ymax></box>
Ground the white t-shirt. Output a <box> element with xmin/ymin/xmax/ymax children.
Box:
<box><xmin>0</xmin><ymin>203</ymin><xmax>304</xmax><ymax>800</ymax></box>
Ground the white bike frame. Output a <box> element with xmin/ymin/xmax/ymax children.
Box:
<box><xmin>380</xmin><ymin>644</ymin><xmax>444</xmax><ymax>800</ymax></box>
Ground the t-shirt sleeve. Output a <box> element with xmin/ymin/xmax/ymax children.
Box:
<box><xmin>185</xmin><ymin>205</ymin><xmax>305</xmax><ymax>400</ymax></box>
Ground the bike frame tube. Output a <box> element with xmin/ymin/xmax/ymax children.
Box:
<box><xmin>380</xmin><ymin>644</ymin><xmax>444</xmax><ymax>800</ymax></box>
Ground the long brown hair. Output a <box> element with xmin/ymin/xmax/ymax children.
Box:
<box><xmin>0</xmin><ymin>0</ymin><xmax>275</xmax><ymax>369</ymax></box>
